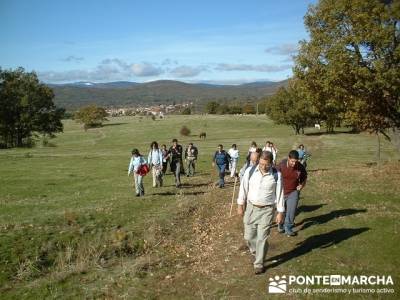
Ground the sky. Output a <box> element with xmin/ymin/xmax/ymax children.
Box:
<box><xmin>0</xmin><ymin>0</ymin><xmax>317</xmax><ymax>84</ymax></box>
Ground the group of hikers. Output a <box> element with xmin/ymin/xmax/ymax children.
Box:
<box><xmin>128</xmin><ymin>139</ymin><xmax>310</xmax><ymax>275</ymax></box>
<box><xmin>128</xmin><ymin>139</ymin><xmax>199</xmax><ymax>196</ymax></box>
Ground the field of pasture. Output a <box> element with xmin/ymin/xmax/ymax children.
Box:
<box><xmin>0</xmin><ymin>115</ymin><xmax>399</xmax><ymax>299</ymax></box>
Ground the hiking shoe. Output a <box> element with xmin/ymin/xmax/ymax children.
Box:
<box><xmin>277</xmin><ymin>224</ymin><xmax>285</xmax><ymax>233</ymax></box>
<box><xmin>286</xmin><ymin>231</ymin><xmax>297</xmax><ymax>237</ymax></box>
<box><xmin>254</xmin><ymin>267</ymin><xmax>265</xmax><ymax>275</ymax></box>
<box><xmin>135</xmin><ymin>194</ymin><xmax>140</xmax><ymax>197</ymax></box>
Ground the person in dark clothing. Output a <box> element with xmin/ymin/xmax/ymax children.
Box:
<box><xmin>161</xmin><ymin>144</ymin><xmax>170</xmax><ymax>175</ymax></box>
<box><xmin>276</xmin><ymin>150</ymin><xmax>308</xmax><ymax>236</ymax></box>
<box><xmin>168</xmin><ymin>138</ymin><xmax>183</xmax><ymax>187</ymax></box>
<box><xmin>212</xmin><ymin>144</ymin><xmax>231</xmax><ymax>188</ymax></box>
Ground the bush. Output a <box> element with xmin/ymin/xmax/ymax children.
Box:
<box><xmin>181</xmin><ymin>107</ymin><xmax>191</xmax><ymax>115</ymax></box>
<box><xmin>180</xmin><ymin>126</ymin><xmax>191</xmax><ymax>136</ymax></box>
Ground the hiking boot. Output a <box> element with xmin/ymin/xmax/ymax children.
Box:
<box><xmin>277</xmin><ymin>224</ymin><xmax>285</xmax><ymax>233</ymax></box>
<box><xmin>286</xmin><ymin>230</ymin><xmax>297</xmax><ymax>237</ymax></box>
<box><xmin>254</xmin><ymin>267</ymin><xmax>266</xmax><ymax>275</ymax></box>
<box><xmin>135</xmin><ymin>194</ymin><xmax>140</xmax><ymax>197</ymax></box>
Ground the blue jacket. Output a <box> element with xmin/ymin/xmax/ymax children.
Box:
<box><xmin>148</xmin><ymin>149</ymin><xmax>163</xmax><ymax>166</ymax></box>
<box><xmin>213</xmin><ymin>150</ymin><xmax>230</xmax><ymax>166</ymax></box>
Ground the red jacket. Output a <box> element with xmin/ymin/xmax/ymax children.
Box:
<box><xmin>277</xmin><ymin>159</ymin><xmax>307</xmax><ymax>196</ymax></box>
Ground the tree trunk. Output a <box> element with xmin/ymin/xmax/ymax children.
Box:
<box><xmin>376</xmin><ymin>132</ymin><xmax>381</xmax><ymax>164</ymax></box>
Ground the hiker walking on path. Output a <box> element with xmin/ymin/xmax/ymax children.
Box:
<box><xmin>239</xmin><ymin>148</ymin><xmax>261</xmax><ymax>180</ymax></box>
<box><xmin>276</xmin><ymin>150</ymin><xmax>308</xmax><ymax>236</ymax></box>
<box><xmin>128</xmin><ymin>148</ymin><xmax>147</xmax><ymax>197</ymax></box>
<box><xmin>169</xmin><ymin>138</ymin><xmax>183</xmax><ymax>188</ymax></box>
<box><xmin>212</xmin><ymin>144</ymin><xmax>231</xmax><ymax>188</ymax></box>
<box><xmin>161</xmin><ymin>144</ymin><xmax>169</xmax><ymax>175</ymax></box>
<box><xmin>297</xmin><ymin>144</ymin><xmax>310</xmax><ymax>169</ymax></box>
<box><xmin>237</xmin><ymin>151</ymin><xmax>285</xmax><ymax>274</ymax></box>
<box><xmin>184</xmin><ymin>142</ymin><xmax>198</xmax><ymax>177</ymax></box>
<box><xmin>263</xmin><ymin>141</ymin><xmax>278</xmax><ymax>165</ymax></box>
<box><xmin>228</xmin><ymin>144</ymin><xmax>239</xmax><ymax>178</ymax></box>
<box><xmin>148</xmin><ymin>141</ymin><xmax>164</xmax><ymax>187</ymax></box>
<box><xmin>247</xmin><ymin>141</ymin><xmax>258</xmax><ymax>157</ymax></box>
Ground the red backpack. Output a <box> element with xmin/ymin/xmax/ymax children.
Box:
<box><xmin>137</xmin><ymin>163</ymin><xmax>150</xmax><ymax>176</ymax></box>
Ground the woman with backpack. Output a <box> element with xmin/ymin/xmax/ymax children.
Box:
<box><xmin>148</xmin><ymin>141</ymin><xmax>164</xmax><ymax>187</ymax></box>
<box><xmin>128</xmin><ymin>148</ymin><xmax>147</xmax><ymax>197</ymax></box>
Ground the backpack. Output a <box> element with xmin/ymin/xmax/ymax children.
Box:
<box><xmin>137</xmin><ymin>163</ymin><xmax>150</xmax><ymax>176</ymax></box>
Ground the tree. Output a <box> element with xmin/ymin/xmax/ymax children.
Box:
<box><xmin>180</xmin><ymin>126</ymin><xmax>191</xmax><ymax>136</ymax></box>
<box><xmin>205</xmin><ymin>101</ymin><xmax>220</xmax><ymax>114</ymax></box>
<box><xmin>0</xmin><ymin>67</ymin><xmax>64</xmax><ymax>148</ymax></box>
<box><xmin>73</xmin><ymin>105</ymin><xmax>108</xmax><ymax>130</ymax></box>
<box><xmin>181</xmin><ymin>107</ymin><xmax>191</xmax><ymax>115</ymax></box>
<box><xmin>266</xmin><ymin>81</ymin><xmax>315</xmax><ymax>135</ymax></box>
<box><xmin>217</xmin><ymin>104</ymin><xmax>230</xmax><ymax>114</ymax></box>
<box><xmin>242</xmin><ymin>104</ymin><xmax>256</xmax><ymax>114</ymax></box>
<box><xmin>294</xmin><ymin>0</ymin><xmax>400</xmax><ymax>151</ymax></box>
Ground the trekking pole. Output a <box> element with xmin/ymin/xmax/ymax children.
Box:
<box><xmin>229</xmin><ymin>175</ymin><xmax>238</xmax><ymax>217</ymax></box>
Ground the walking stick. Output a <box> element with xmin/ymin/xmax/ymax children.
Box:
<box><xmin>229</xmin><ymin>175</ymin><xmax>238</xmax><ymax>217</ymax></box>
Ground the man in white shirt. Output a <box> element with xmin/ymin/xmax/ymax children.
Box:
<box><xmin>228</xmin><ymin>144</ymin><xmax>239</xmax><ymax>178</ymax></box>
<box><xmin>237</xmin><ymin>151</ymin><xmax>284</xmax><ymax>274</ymax></box>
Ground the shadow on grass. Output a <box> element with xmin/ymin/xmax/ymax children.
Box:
<box><xmin>307</xmin><ymin>168</ymin><xmax>329</xmax><ymax>173</ymax></box>
<box><xmin>265</xmin><ymin>227</ymin><xmax>370</xmax><ymax>268</ymax></box>
<box><xmin>102</xmin><ymin>122</ymin><xmax>128</xmax><ymax>127</ymax></box>
<box><xmin>296</xmin><ymin>208</ymin><xmax>367</xmax><ymax>231</ymax></box>
<box><xmin>151</xmin><ymin>190</ymin><xmax>206</xmax><ymax>196</ymax></box>
<box><xmin>296</xmin><ymin>204</ymin><xmax>326</xmax><ymax>216</ymax></box>
<box><xmin>180</xmin><ymin>182</ymin><xmax>211</xmax><ymax>188</ymax></box>
<box><xmin>305</xmin><ymin>130</ymin><xmax>358</xmax><ymax>136</ymax></box>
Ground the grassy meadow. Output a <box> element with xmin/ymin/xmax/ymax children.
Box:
<box><xmin>0</xmin><ymin>115</ymin><xmax>399</xmax><ymax>299</ymax></box>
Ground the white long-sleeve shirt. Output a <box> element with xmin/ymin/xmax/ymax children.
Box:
<box><xmin>262</xmin><ymin>146</ymin><xmax>277</xmax><ymax>162</ymax></box>
<box><xmin>237</xmin><ymin>165</ymin><xmax>285</xmax><ymax>212</ymax></box>
<box><xmin>228</xmin><ymin>148</ymin><xmax>239</xmax><ymax>160</ymax></box>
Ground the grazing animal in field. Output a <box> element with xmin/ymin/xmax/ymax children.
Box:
<box><xmin>199</xmin><ymin>132</ymin><xmax>207</xmax><ymax>139</ymax></box>
<box><xmin>315</xmin><ymin>124</ymin><xmax>321</xmax><ymax>130</ymax></box>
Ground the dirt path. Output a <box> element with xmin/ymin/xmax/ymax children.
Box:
<box><xmin>144</xmin><ymin>176</ymin><xmax>303</xmax><ymax>299</ymax></box>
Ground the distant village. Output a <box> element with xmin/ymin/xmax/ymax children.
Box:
<box><xmin>105</xmin><ymin>102</ymin><xmax>193</xmax><ymax>117</ymax></box>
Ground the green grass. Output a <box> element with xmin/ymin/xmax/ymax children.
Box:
<box><xmin>0</xmin><ymin>115</ymin><xmax>399</xmax><ymax>299</ymax></box>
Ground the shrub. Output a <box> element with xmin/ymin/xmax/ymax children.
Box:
<box><xmin>180</xmin><ymin>126</ymin><xmax>191</xmax><ymax>136</ymax></box>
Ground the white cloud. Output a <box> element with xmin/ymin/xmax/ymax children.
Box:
<box><xmin>169</xmin><ymin>65</ymin><xmax>207</xmax><ymax>77</ymax></box>
<box><xmin>265</xmin><ymin>43</ymin><xmax>298</xmax><ymax>55</ymax></box>
<box><xmin>60</xmin><ymin>55</ymin><xmax>84</xmax><ymax>63</ymax></box>
<box><xmin>215</xmin><ymin>63</ymin><xmax>292</xmax><ymax>72</ymax></box>
<box><xmin>131</xmin><ymin>62</ymin><xmax>163</xmax><ymax>76</ymax></box>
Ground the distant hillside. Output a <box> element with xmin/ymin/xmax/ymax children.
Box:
<box><xmin>48</xmin><ymin>79</ymin><xmax>288</xmax><ymax>110</ymax></box>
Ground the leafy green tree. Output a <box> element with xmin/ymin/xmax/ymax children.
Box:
<box><xmin>217</xmin><ymin>104</ymin><xmax>230</xmax><ymax>114</ymax></box>
<box><xmin>181</xmin><ymin>107</ymin><xmax>191</xmax><ymax>115</ymax></box>
<box><xmin>229</xmin><ymin>105</ymin><xmax>243</xmax><ymax>114</ymax></box>
<box><xmin>294</xmin><ymin>0</ymin><xmax>400</xmax><ymax>149</ymax></box>
<box><xmin>205</xmin><ymin>101</ymin><xmax>220</xmax><ymax>114</ymax></box>
<box><xmin>0</xmin><ymin>67</ymin><xmax>64</xmax><ymax>147</ymax></box>
<box><xmin>73</xmin><ymin>105</ymin><xmax>108</xmax><ymax>130</ymax></box>
<box><xmin>266</xmin><ymin>81</ymin><xmax>315</xmax><ymax>135</ymax></box>
<box><xmin>242</xmin><ymin>103</ymin><xmax>256</xmax><ymax>114</ymax></box>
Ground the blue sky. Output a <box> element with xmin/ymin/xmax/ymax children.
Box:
<box><xmin>0</xmin><ymin>0</ymin><xmax>316</xmax><ymax>84</ymax></box>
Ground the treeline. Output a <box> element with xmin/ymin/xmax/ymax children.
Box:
<box><xmin>204</xmin><ymin>101</ymin><xmax>267</xmax><ymax>115</ymax></box>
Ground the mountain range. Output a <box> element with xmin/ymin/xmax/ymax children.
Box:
<box><xmin>48</xmin><ymin>79</ymin><xmax>288</xmax><ymax>110</ymax></box>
